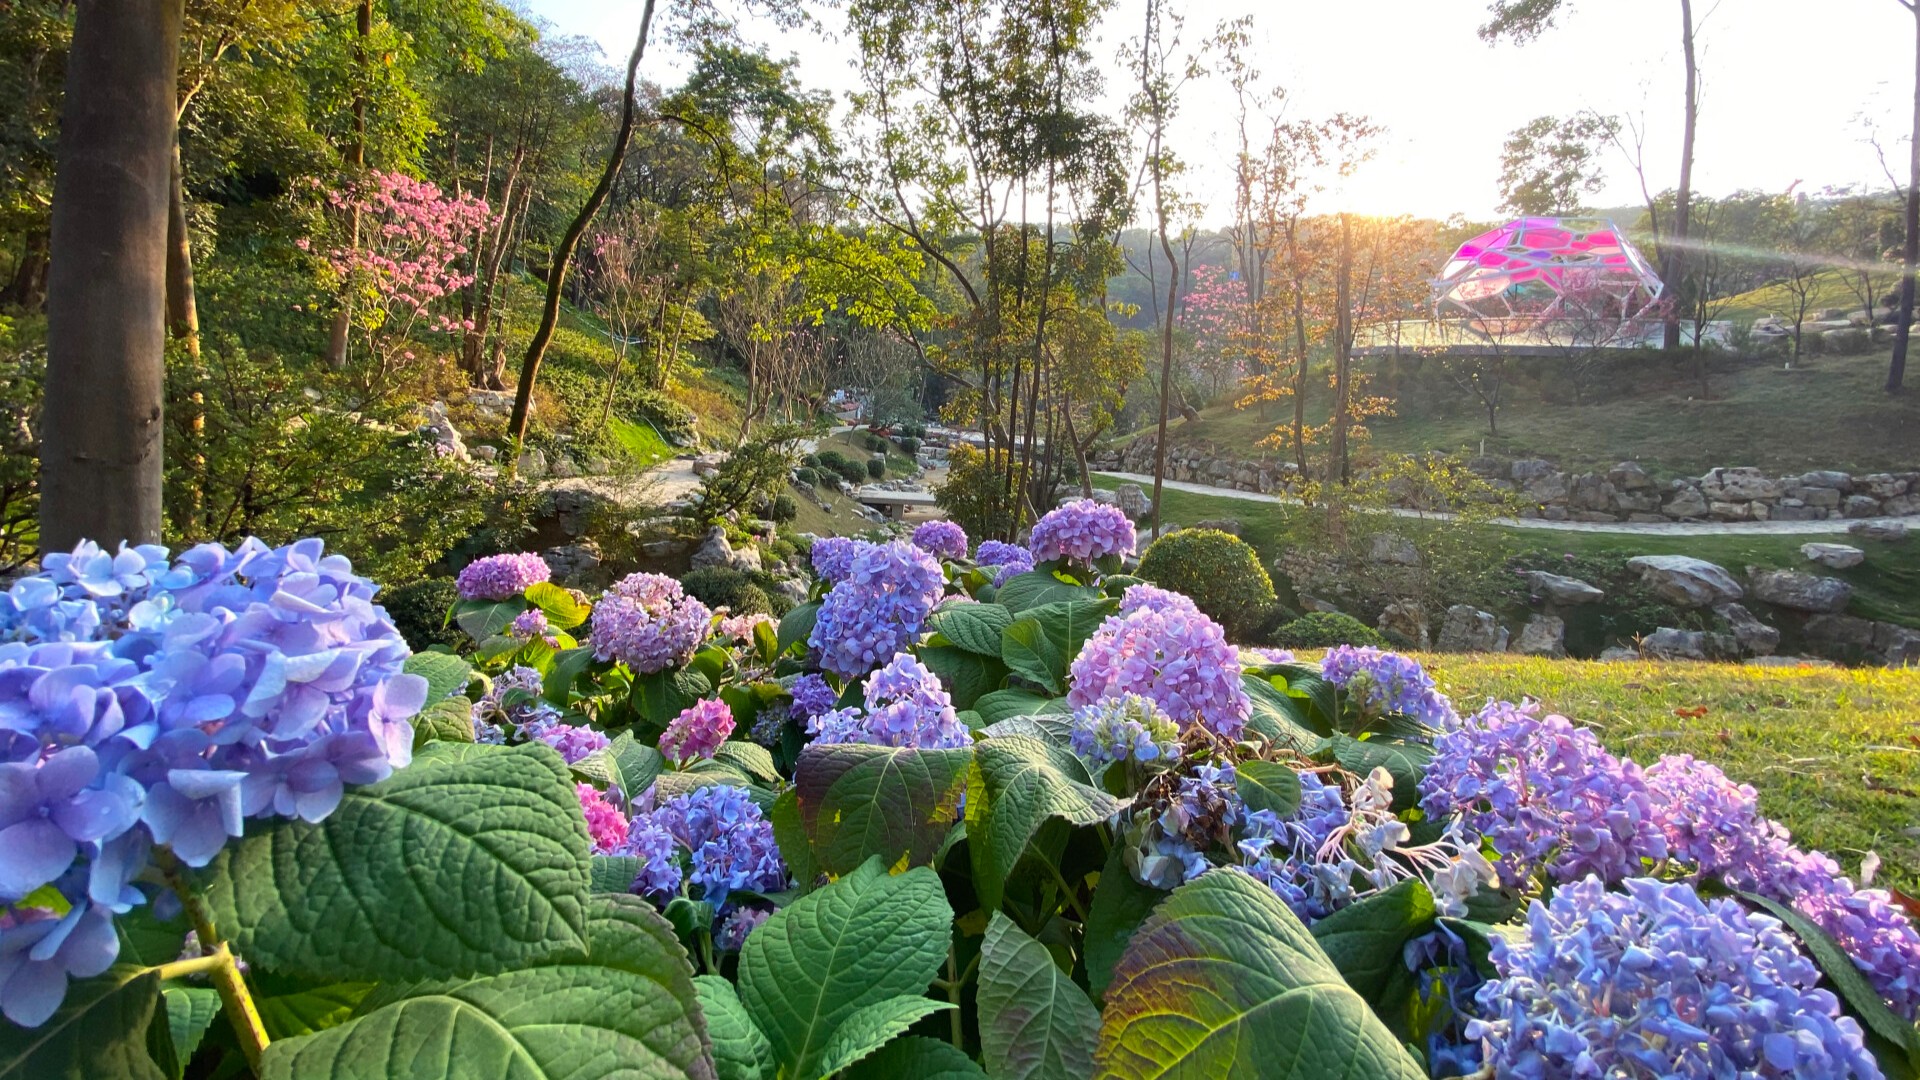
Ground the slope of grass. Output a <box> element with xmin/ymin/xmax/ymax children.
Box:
<box><xmin>1128</xmin><ymin>348</ymin><xmax>1918</xmax><ymax>478</ymax></box>
<box><xmin>1719</xmin><ymin>268</ymin><xmax>1878</xmax><ymax>325</ymax></box>
<box><xmin>1421</xmin><ymin>653</ymin><xmax>1920</xmax><ymax>895</ymax></box>
<box><xmin>1090</xmin><ymin>475</ymin><xmax>1920</xmax><ymax>628</ymax></box>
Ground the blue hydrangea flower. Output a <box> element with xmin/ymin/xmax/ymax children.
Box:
<box><xmin>974</xmin><ymin>541</ymin><xmax>1034</xmax><ymax>587</ymax></box>
<box><xmin>639</xmin><ymin>784</ymin><xmax>788</xmax><ymax>910</ymax></box>
<box><xmin>1068</xmin><ymin>693</ymin><xmax>1181</xmax><ymax>770</ymax></box>
<box><xmin>807</xmin><ymin>653</ymin><xmax>968</xmax><ymax>749</ymax></box>
<box><xmin>1067</xmin><ymin>592</ymin><xmax>1249</xmax><ymax>740</ymax></box>
<box><xmin>1027</xmin><ymin>499</ymin><xmax>1135</xmax><ymax>566</ymax></box>
<box><xmin>910</xmin><ymin>520</ymin><xmax>968</xmax><ymax>561</ymax></box>
<box><xmin>807</xmin><ymin>541</ymin><xmax>943</xmax><ymax>679</ymax></box>
<box><xmin>1320</xmin><ymin>645</ymin><xmax>1456</xmax><ymax>729</ymax></box>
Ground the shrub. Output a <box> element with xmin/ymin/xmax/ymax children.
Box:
<box><xmin>381</xmin><ymin>577</ymin><xmax>473</xmax><ymax>653</ymax></box>
<box><xmin>861</xmin><ymin>432</ymin><xmax>887</xmax><ymax>452</ymax></box>
<box><xmin>898</xmin><ymin>436</ymin><xmax>920</xmax><ymax>455</ymax></box>
<box><xmin>690</xmin><ymin>426</ymin><xmax>805</xmax><ymax>524</ymax></box>
<box><xmin>1271</xmin><ymin>611</ymin><xmax>1388</xmax><ymax>649</ymax></box>
<box><xmin>816</xmin><ymin>450</ymin><xmax>866</xmax><ymax>486</ymax></box>
<box><xmin>803</xmin><ymin>453</ymin><xmax>821</xmax><ymax>467</ymax></box>
<box><xmin>936</xmin><ymin>443</ymin><xmax>1018</xmax><ymax>541</ymax></box>
<box><xmin>680</xmin><ymin>566</ymin><xmax>773</xmax><ymax>616</ymax></box>
<box><xmin>866</xmin><ymin>457</ymin><xmax>886</xmax><ymax>480</ymax></box>
<box><xmin>768</xmin><ymin>493</ymin><xmax>798</xmax><ymax>523</ymax></box>
<box><xmin>1137</xmin><ymin>529</ymin><xmax>1278</xmax><ymax>640</ymax></box>
<box><xmin>793</xmin><ymin>467</ymin><xmax>818</xmax><ymax>487</ymax></box>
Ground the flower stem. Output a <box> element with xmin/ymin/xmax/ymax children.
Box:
<box><xmin>945</xmin><ymin>946</ymin><xmax>963</xmax><ymax>1049</ymax></box>
<box><xmin>156</xmin><ymin>849</ymin><xmax>271</xmax><ymax>1073</ymax></box>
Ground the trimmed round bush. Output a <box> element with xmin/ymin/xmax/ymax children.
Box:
<box><xmin>768</xmin><ymin>493</ymin><xmax>798</xmax><ymax>522</ymax></box>
<box><xmin>1137</xmin><ymin>528</ymin><xmax>1277</xmax><ymax>640</ymax></box>
<box><xmin>803</xmin><ymin>453</ymin><xmax>821</xmax><ymax>467</ymax></box>
<box><xmin>793</xmin><ymin>467</ymin><xmax>818</xmax><ymax>488</ymax></box>
<box><xmin>898</xmin><ymin>436</ymin><xmax>920</xmax><ymax>455</ymax></box>
<box><xmin>1270</xmin><ymin>611</ymin><xmax>1388</xmax><ymax>649</ymax></box>
<box><xmin>382</xmin><ymin>577</ymin><xmax>472</xmax><ymax>652</ymax></box>
<box><xmin>866</xmin><ymin>457</ymin><xmax>886</xmax><ymax>480</ymax></box>
<box><xmin>680</xmin><ymin>566</ymin><xmax>773</xmax><ymax>616</ymax></box>
<box><xmin>817</xmin><ymin>450</ymin><xmax>866</xmax><ymax>485</ymax></box>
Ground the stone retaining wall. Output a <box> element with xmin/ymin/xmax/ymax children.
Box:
<box><xmin>1092</xmin><ymin>439</ymin><xmax>1919</xmax><ymax>524</ymax></box>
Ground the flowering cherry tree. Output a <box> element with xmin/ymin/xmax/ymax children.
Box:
<box><xmin>310</xmin><ymin>171</ymin><xmax>492</xmax><ymax>400</ymax></box>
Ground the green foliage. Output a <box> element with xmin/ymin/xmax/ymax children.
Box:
<box><xmin>793</xmin><ymin>742</ymin><xmax>972</xmax><ymax>875</ymax></box>
<box><xmin>967</xmin><ymin>735</ymin><xmax>1122</xmax><ymax>911</ymax></box>
<box><xmin>815</xmin><ymin>449</ymin><xmax>867</xmax><ymax>486</ymax></box>
<box><xmin>1137</xmin><ymin>529</ymin><xmax>1278</xmax><ymax>639</ymax></box>
<box><xmin>206</xmin><ymin>742</ymin><xmax>590</xmax><ymax>983</ymax></box>
<box><xmin>736</xmin><ymin>859</ymin><xmax>954</xmax><ymax>1079</ymax></box>
<box><xmin>0</xmin><ymin>320</ymin><xmax>41</xmax><ymax>571</ymax></box>
<box><xmin>381</xmin><ymin>578</ymin><xmax>469</xmax><ymax>653</ymax></box>
<box><xmin>1096</xmin><ymin>869</ymin><xmax>1425</xmax><ymax>1079</ymax></box>
<box><xmin>897</xmin><ymin>436</ymin><xmax>920</xmax><ymax>455</ymax></box>
<box><xmin>792</xmin><ymin>466</ymin><xmax>818</xmax><ymax>488</ymax></box>
<box><xmin>766</xmin><ymin>492</ymin><xmax>798</xmax><ymax>522</ymax></box>
<box><xmin>1271</xmin><ymin>612</ymin><xmax>1388</xmax><ymax>649</ymax></box>
<box><xmin>866</xmin><ymin>456</ymin><xmax>886</xmax><ymax>480</ymax></box>
<box><xmin>0</xmin><ymin>966</ymin><xmax>163</xmax><ymax>1080</ymax></box>
<box><xmin>691</xmin><ymin>426</ymin><xmax>806</xmax><ymax>525</ymax></box>
<box><xmin>978</xmin><ymin>913</ymin><xmax>1101</xmax><ymax>1080</ymax></box>
<box><xmin>681</xmin><ymin>566</ymin><xmax>773</xmax><ymax>617</ymax></box>
<box><xmin>936</xmin><ymin>444</ymin><xmax>1018</xmax><ymax>541</ymax></box>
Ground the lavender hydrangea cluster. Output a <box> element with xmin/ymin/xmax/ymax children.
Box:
<box><xmin>1068</xmin><ymin>693</ymin><xmax>1181</xmax><ymax>770</ymax></box>
<box><xmin>1067</xmin><ymin>586</ymin><xmax>1249</xmax><ymax>740</ymax></box>
<box><xmin>623</xmin><ymin>783</ymin><xmax>788</xmax><ymax>910</ymax></box>
<box><xmin>973</xmin><ymin>540</ymin><xmax>1034</xmax><ymax>587</ymax></box>
<box><xmin>0</xmin><ymin>538</ymin><xmax>427</xmax><ymax>1027</ymax></box>
<box><xmin>454</xmin><ymin>552</ymin><xmax>550</xmax><ymax>601</ymax></box>
<box><xmin>1468</xmin><ymin>876</ymin><xmax>1881</xmax><ymax>1080</ymax></box>
<box><xmin>1320</xmin><ymin>645</ymin><xmax>1456</xmax><ymax>729</ymax></box>
<box><xmin>716</xmin><ymin>905</ymin><xmax>770</xmax><ymax>951</ymax></box>
<box><xmin>509</xmin><ymin>608</ymin><xmax>554</xmax><ymax>644</ymax></box>
<box><xmin>910</xmin><ymin>520</ymin><xmax>968</xmax><ymax>561</ymax></box>
<box><xmin>469</xmin><ymin>665</ymin><xmax>550</xmax><ymax>744</ymax></box>
<box><xmin>787</xmin><ymin>673</ymin><xmax>838</xmax><ymax>722</ymax></box>
<box><xmin>1646</xmin><ymin>755</ymin><xmax>1920</xmax><ymax>1020</ymax></box>
<box><xmin>1027</xmin><ymin>499</ymin><xmax>1136</xmax><ymax>566</ymax></box>
<box><xmin>1418</xmin><ymin>700</ymin><xmax>1668</xmax><ymax>888</ymax></box>
<box><xmin>808</xmin><ymin>653</ymin><xmax>969</xmax><ymax>749</ymax></box>
<box><xmin>659</xmin><ymin>699</ymin><xmax>735</xmax><ymax>766</ymax></box>
<box><xmin>809</xmin><ymin>536</ymin><xmax>858</xmax><ymax>585</ymax></box>
<box><xmin>521</xmin><ymin>715</ymin><xmax>610</xmax><ymax>765</ymax></box>
<box><xmin>589</xmin><ymin>573</ymin><xmax>711</xmax><ymax>674</ymax></box>
<box><xmin>806</xmin><ymin>541</ymin><xmax>943</xmax><ymax>679</ymax></box>
<box><xmin>1239</xmin><ymin>767</ymin><xmax>1492</xmax><ymax>923</ymax></box>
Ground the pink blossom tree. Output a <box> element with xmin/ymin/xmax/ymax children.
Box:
<box><xmin>1179</xmin><ymin>263</ymin><xmax>1252</xmax><ymax>400</ymax></box>
<box><xmin>310</xmin><ymin>171</ymin><xmax>493</xmax><ymax>401</ymax></box>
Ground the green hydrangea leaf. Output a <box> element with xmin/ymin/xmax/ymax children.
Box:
<box><xmin>795</xmin><ymin>743</ymin><xmax>973</xmax><ymax>876</ymax></box>
<box><xmin>207</xmin><ymin>742</ymin><xmax>591</xmax><ymax>983</ymax></box>
<box><xmin>592</xmin><ymin>855</ymin><xmax>643</xmax><ymax>894</ymax></box>
<box><xmin>714</xmin><ymin>741</ymin><xmax>781</xmax><ymax>785</ymax></box>
<box><xmin>929</xmin><ymin>602</ymin><xmax>1015</xmax><ymax>656</ymax></box>
<box><xmin>846</xmin><ymin>1036</ymin><xmax>988</xmax><ymax>1079</ymax></box>
<box><xmin>777</xmin><ymin>601</ymin><xmax>821</xmax><ymax>656</ymax></box>
<box><xmin>1096</xmin><ymin>868</ymin><xmax>1424</xmax><ymax>1079</ymax></box>
<box><xmin>695</xmin><ymin>975</ymin><xmax>775</xmax><ymax>1080</ymax></box>
<box><xmin>994</xmin><ymin>571</ymin><xmax>1101</xmax><ymax>614</ymax></box>
<box><xmin>1234</xmin><ymin>761</ymin><xmax>1303</xmax><ymax>819</ymax></box>
<box><xmin>524</xmin><ymin>581</ymin><xmax>591</xmax><ymax>630</ymax></box>
<box><xmin>411</xmin><ymin>695</ymin><xmax>475</xmax><ymax>749</ymax></box>
<box><xmin>969</xmin><ymin>735</ymin><xmax>1124</xmax><ymax>911</ymax></box>
<box><xmin>1315</xmin><ymin>734</ymin><xmax>1432</xmax><ymax>812</ymax></box>
<box><xmin>974</xmin><ymin>689</ymin><xmax>1070</xmax><ymax>726</ymax></box>
<box><xmin>817</xmin><ymin>995</ymin><xmax>956</xmax><ymax>1077</ymax></box>
<box><xmin>256</xmin><ymin>983</ymin><xmax>374</xmax><ymax>1041</ymax></box>
<box><xmin>919</xmin><ymin>643</ymin><xmax>1009</xmax><ymax>710</ymax></box>
<box><xmin>261</xmin><ymin>894</ymin><xmax>715</xmax><ymax>1080</ymax></box>
<box><xmin>978</xmin><ymin>913</ymin><xmax>1100</xmax><ymax>1080</ymax></box>
<box><xmin>159</xmin><ymin>986</ymin><xmax>220</xmax><ymax>1069</ymax></box>
<box><xmin>0</xmin><ymin>965</ymin><xmax>163</xmax><ymax>1080</ymax></box>
<box><xmin>1083</xmin><ymin>841</ymin><xmax>1165</xmax><ymax>1003</ymax></box>
<box><xmin>454</xmin><ymin>596</ymin><xmax>527</xmax><ymax>640</ymax></box>
<box><xmin>402</xmin><ymin>651</ymin><xmax>474</xmax><ymax>703</ymax></box>
<box><xmin>769</xmin><ymin>787</ymin><xmax>822</xmax><ymax>897</ymax></box>
<box><xmin>737</xmin><ymin>859</ymin><xmax>953</xmax><ymax>1080</ymax></box>
<box><xmin>1308</xmin><ymin>879</ymin><xmax>1437</xmax><ymax>1001</ymax></box>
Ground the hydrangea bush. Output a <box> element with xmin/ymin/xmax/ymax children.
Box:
<box><xmin>8</xmin><ymin>532</ymin><xmax>1918</xmax><ymax>1080</ymax></box>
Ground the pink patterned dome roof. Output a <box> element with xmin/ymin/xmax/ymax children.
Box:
<box><xmin>1434</xmin><ymin>217</ymin><xmax>1663</xmax><ymax>334</ymax></box>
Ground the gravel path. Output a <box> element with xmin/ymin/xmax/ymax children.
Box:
<box><xmin>1094</xmin><ymin>472</ymin><xmax>1918</xmax><ymax>537</ymax></box>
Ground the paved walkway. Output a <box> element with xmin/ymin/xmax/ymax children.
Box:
<box><xmin>1095</xmin><ymin>472</ymin><xmax>1918</xmax><ymax>537</ymax></box>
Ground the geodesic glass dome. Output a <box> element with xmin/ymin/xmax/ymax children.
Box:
<box><xmin>1434</xmin><ymin>217</ymin><xmax>1664</xmax><ymax>340</ymax></box>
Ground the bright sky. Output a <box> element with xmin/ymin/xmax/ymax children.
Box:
<box><xmin>524</xmin><ymin>0</ymin><xmax>1916</xmax><ymax>223</ymax></box>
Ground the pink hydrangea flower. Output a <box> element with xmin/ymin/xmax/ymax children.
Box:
<box><xmin>659</xmin><ymin>698</ymin><xmax>736</xmax><ymax>766</ymax></box>
<box><xmin>577</xmin><ymin>783</ymin><xmax>629</xmax><ymax>855</ymax></box>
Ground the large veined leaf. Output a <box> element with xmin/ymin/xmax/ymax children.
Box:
<box><xmin>1317</xmin><ymin>735</ymin><xmax>1431</xmax><ymax>811</ymax></box>
<box><xmin>929</xmin><ymin>602</ymin><xmax>1016</xmax><ymax>656</ymax></box>
<box><xmin>1083</xmin><ymin>842</ymin><xmax>1166</xmax><ymax>1003</ymax></box>
<box><xmin>1240</xmin><ymin>676</ymin><xmax>1322</xmax><ymax>751</ymax></box>
<box><xmin>695</xmin><ymin>975</ymin><xmax>776</xmax><ymax>1080</ymax></box>
<box><xmin>919</xmin><ymin>643</ymin><xmax>1009</xmax><ymax>710</ymax></box>
<box><xmin>403</xmin><ymin>651</ymin><xmax>474</xmax><ymax>703</ymax></box>
<box><xmin>262</xmin><ymin>894</ymin><xmax>716</xmax><ymax>1080</ymax></box>
<box><xmin>455</xmin><ymin>596</ymin><xmax>527</xmax><ymax>640</ymax></box>
<box><xmin>714</xmin><ymin>741</ymin><xmax>781</xmax><ymax>785</ymax></box>
<box><xmin>794</xmin><ymin>743</ymin><xmax>973</xmax><ymax>876</ymax></box>
<box><xmin>256</xmin><ymin>983</ymin><xmax>374</xmax><ymax>1040</ymax></box>
<box><xmin>974</xmin><ymin>689</ymin><xmax>1070</xmax><ymax>726</ymax></box>
<box><xmin>846</xmin><ymin>1036</ymin><xmax>988</xmax><ymax>1080</ymax></box>
<box><xmin>633</xmin><ymin>667</ymin><xmax>713</xmax><ymax>727</ymax></box>
<box><xmin>1000</xmin><ymin>600</ymin><xmax>1116</xmax><ymax>695</ymax></box>
<box><xmin>524</xmin><ymin>581</ymin><xmax>591</xmax><ymax>630</ymax></box>
<box><xmin>978</xmin><ymin>913</ymin><xmax>1100</xmax><ymax>1080</ymax></box>
<box><xmin>161</xmin><ymin>986</ymin><xmax>221</xmax><ymax>1068</ymax></box>
<box><xmin>1235</xmin><ymin>761</ymin><xmax>1303</xmax><ymax>819</ymax></box>
<box><xmin>1096</xmin><ymin>868</ymin><xmax>1425</xmax><ymax>1079</ymax></box>
<box><xmin>609</xmin><ymin>732</ymin><xmax>665</xmax><ymax>796</ymax></box>
<box><xmin>969</xmin><ymin>735</ymin><xmax>1125</xmax><ymax>911</ymax></box>
<box><xmin>1308</xmin><ymin>880</ymin><xmax>1437</xmax><ymax>1001</ymax></box>
<box><xmin>777</xmin><ymin>601</ymin><xmax>821</xmax><ymax>656</ymax></box>
<box><xmin>411</xmin><ymin>696</ymin><xmax>475</xmax><ymax>749</ymax></box>
<box><xmin>737</xmin><ymin>859</ymin><xmax>953</xmax><ymax>1080</ymax></box>
<box><xmin>816</xmin><ymin>995</ymin><xmax>957</xmax><ymax>1076</ymax></box>
<box><xmin>769</xmin><ymin>787</ymin><xmax>822</xmax><ymax>897</ymax></box>
<box><xmin>995</xmin><ymin>571</ymin><xmax>1102</xmax><ymax>614</ymax></box>
<box><xmin>207</xmin><ymin>742</ymin><xmax>592</xmax><ymax>982</ymax></box>
<box><xmin>0</xmin><ymin>965</ymin><xmax>163</xmax><ymax>1080</ymax></box>
<box><xmin>592</xmin><ymin>854</ymin><xmax>643</xmax><ymax>893</ymax></box>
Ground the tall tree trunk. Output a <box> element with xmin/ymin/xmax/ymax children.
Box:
<box><xmin>1892</xmin><ymin>1</ymin><xmax>1920</xmax><ymax>393</ymax></box>
<box><xmin>326</xmin><ymin>0</ymin><xmax>372</xmax><ymax>369</ymax></box>
<box><xmin>42</xmin><ymin>0</ymin><xmax>181</xmax><ymax>549</ymax></box>
<box><xmin>467</xmin><ymin>154</ymin><xmax>524</xmax><ymax>382</ymax></box>
<box><xmin>0</xmin><ymin>230</ymin><xmax>49</xmax><ymax>310</ymax></box>
<box><xmin>507</xmin><ymin>3</ymin><xmax>655</xmax><ymax>446</ymax></box>
<box><xmin>165</xmin><ymin>139</ymin><xmax>199</xmax><ymax>357</ymax></box>
<box><xmin>1291</xmin><ymin>285</ymin><xmax>1308</xmax><ymax>472</ymax></box>
<box><xmin>1331</xmin><ymin>214</ymin><xmax>1353</xmax><ymax>486</ymax></box>
<box><xmin>1662</xmin><ymin>0</ymin><xmax>1698</xmax><ymax>352</ymax></box>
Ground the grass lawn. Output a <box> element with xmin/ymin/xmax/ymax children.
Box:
<box><xmin>1129</xmin><ymin>344</ymin><xmax>1918</xmax><ymax>479</ymax></box>
<box><xmin>1090</xmin><ymin>475</ymin><xmax>1920</xmax><ymax>628</ymax></box>
<box><xmin>1420</xmin><ymin>653</ymin><xmax>1920</xmax><ymax>896</ymax></box>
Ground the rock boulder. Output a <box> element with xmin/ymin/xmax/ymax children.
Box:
<box><xmin>1747</xmin><ymin>568</ymin><xmax>1852</xmax><ymax>613</ymax></box>
<box><xmin>1524</xmin><ymin>570</ymin><xmax>1605</xmax><ymax>606</ymax></box>
<box><xmin>1799</xmin><ymin>543</ymin><xmax>1865</xmax><ymax>570</ymax></box>
<box><xmin>1626</xmin><ymin>555</ymin><xmax>1744</xmax><ymax>608</ymax></box>
<box><xmin>1437</xmin><ymin>604</ymin><xmax>1508</xmax><ymax>653</ymax></box>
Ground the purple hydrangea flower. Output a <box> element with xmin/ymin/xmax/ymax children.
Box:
<box><xmin>639</xmin><ymin>784</ymin><xmax>788</xmax><ymax>909</ymax></box>
<box><xmin>787</xmin><ymin>673</ymin><xmax>838</xmax><ymax>723</ymax></box>
<box><xmin>808</xmin><ymin>653</ymin><xmax>969</xmax><ymax>749</ymax></box>
<box><xmin>577</xmin><ymin>783</ymin><xmax>629</xmax><ymax>855</ymax></box>
<box><xmin>589</xmin><ymin>573</ymin><xmax>711</xmax><ymax>674</ymax></box>
<box><xmin>1068</xmin><ymin>693</ymin><xmax>1181</xmax><ymax>770</ymax></box>
<box><xmin>809</xmin><ymin>537</ymin><xmax>858</xmax><ymax>585</ymax></box>
<box><xmin>974</xmin><ymin>541</ymin><xmax>1034</xmax><ymax>588</ymax></box>
<box><xmin>716</xmin><ymin>905</ymin><xmax>770</xmax><ymax>951</ymax></box>
<box><xmin>0</xmin><ymin>901</ymin><xmax>119</xmax><ymax>1027</ymax></box>
<box><xmin>1128</xmin><ymin>763</ymin><xmax>1240</xmax><ymax>890</ymax></box>
<box><xmin>454</xmin><ymin>552</ymin><xmax>551</xmax><ymax>601</ymax></box>
<box><xmin>1418</xmin><ymin>700</ymin><xmax>1667</xmax><ymax>888</ymax></box>
<box><xmin>1320</xmin><ymin>645</ymin><xmax>1456</xmax><ymax>729</ymax></box>
<box><xmin>659</xmin><ymin>699</ymin><xmax>736</xmax><ymax>767</ymax></box>
<box><xmin>509</xmin><ymin>608</ymin><xmax>551</xmax><ymax>641</ymax></box>
<box><xmin>523</xmin><ymin>716</ymin><xmax>610</xmax><ymax>765</ymax></box>
<box><xmin>1067</xmin><ymin>600</ymin><xmax>1249</xmax><ymax>740</ymax></box>
<box><xmin>1116</xmin><ymin>583</ymin><xmax>1199</xmax><ymax>618</ymax></box>
<box><xmin>1467</xmin><ymin>876</ymin><xmax>1881</xmax><ymax>1080</ymax></box>
<box><xmin>910</xmin><ymin>520</ymin><xmax>969</xmax><ymax>561</ymax></box>
<box><xmin>807</xmin><ymin>542</ymin><xmax>943</xmax><ymax>679</ymax></box>
<box><xmin>0</xmin><ymin>541</ymin><xmax>179</xmax><ymax>646</ymax></box>
<box><xmin>1247</xmin><ymin>647</ymin><xmax>1296</xmax><ymax>665</ymax></box>
<box><xmin>622</xmin><ymin>814</ymin><xmax>683</xmax><ymax>898</ymax></box>
<box><xmin>1027</xmin><ymin>499</ymin><xmax>1136</xmax><ymax>566</ymax></box>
